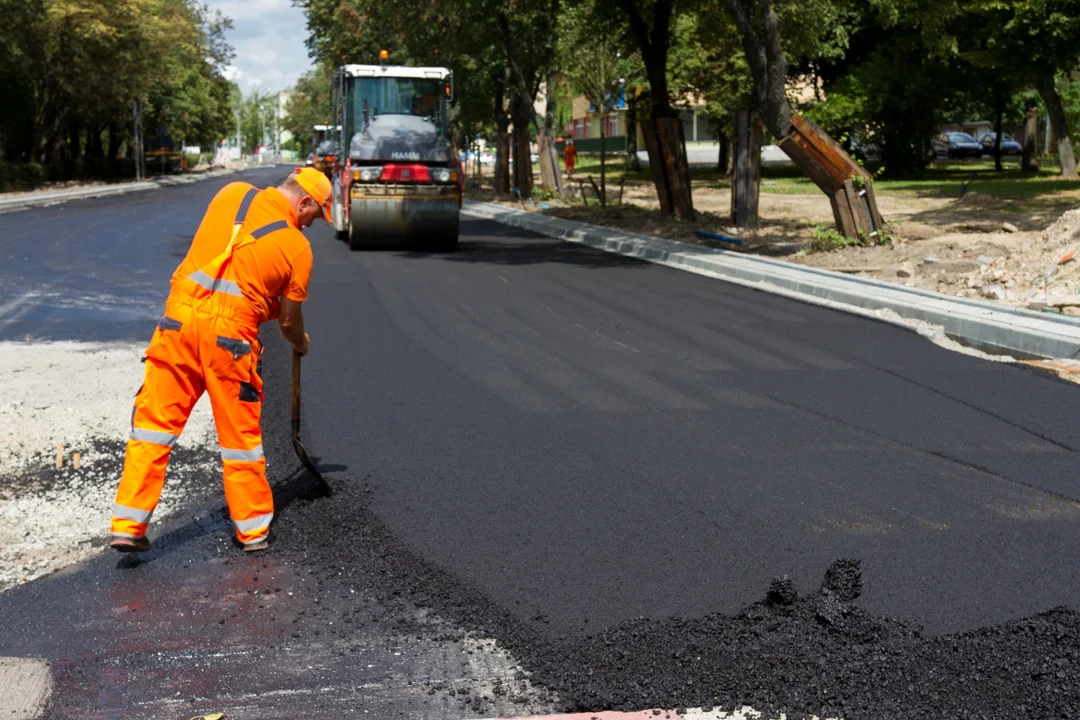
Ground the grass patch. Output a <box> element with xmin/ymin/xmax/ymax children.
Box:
<box><xmin>531</xmin><ymin>153</ymin><xmax>1078</xmax><ymax>210</ymax></box>
<box><xmin>754</xmin><ymin>160</ymin><xmax>1080</xmax><ymax>201</ymax></box>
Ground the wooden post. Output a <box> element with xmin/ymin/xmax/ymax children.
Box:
<box><xmin>55</xmin><ymin>442</ymin><xmax>64</xmax><ymax>469</ymax></box>
<box><xmin>72</xmin><ymin>452</ymin><xmax>81</xmax><ymax>470</ymax></box>
<box><xmin>777</xmin><ymin>114</ymin><xmax>884</xmax><ymax>240</ymax></box>
<box><xmin>640</xmin><ymin>116</ymin><xmax>673</xmax><ymax>216</ymax></box>
<box><xmin>588</xmin><ymin>175</ymin><xmax>603</xmax><ymax>207</ymax></box>
<box><xmin>655</xmin><ymin>116</ymin><xmax>694</xmax><ymax>220</ymax></box>
<box><xmin>731</xmin><ymin>111</ymin><xmax>762</xmax><ymax>229</ymax></box>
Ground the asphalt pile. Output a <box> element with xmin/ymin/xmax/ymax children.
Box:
<box><xmin>269</xmin><ymin>477</ymin><xmax>1080</xmax><ymax>720</ymax></box>
<box><xmin>543</xmin><ymin>560</ymin><xmax>1079</xmax><ymax>719</ymax></box>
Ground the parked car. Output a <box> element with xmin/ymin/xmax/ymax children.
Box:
<box><xmin>931</xmin><ymin>131</ymin><xmax>983</xmax><ymax>159</ymax></box>
<box><xmin>847</xmin><ymin>137</ymin><xmax>881</xmax><ymax>164</ymax></box>
<box><xmin>977</xmin><ymin>132</ymin><xmax>1023</xmax><ymax>156</ymax></box>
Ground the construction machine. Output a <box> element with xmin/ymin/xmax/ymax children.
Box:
<box><xmin>310</xmin><ymin>124</ymin><xmax>339</xmax><ymax>177</ymax></box>
<box><xmin>329</xmin><ymin>54</ymin><xmax>461</xmax><ymax>251</ymax></box>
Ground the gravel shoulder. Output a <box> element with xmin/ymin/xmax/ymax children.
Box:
<box><xmin>0</xmin><ymin>341</ymin><xmax>218</xmax><ymax>592</ymax></box>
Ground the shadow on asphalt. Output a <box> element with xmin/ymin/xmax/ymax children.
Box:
<box><xmin>386</xmin><ymin>217</ymin><xmax>649</xmax><ymax>268</ymax></box>
<box><xmin>114</xmin><ymin>464</ymin><xmax>334</xmax><ymax>570</ymax></box>
<box><xmin>400</xmin><ymin>240</ymin><xmax>648</xmax><ymax>269</ymax></box>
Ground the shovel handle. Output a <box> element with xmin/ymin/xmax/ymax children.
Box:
<box><xmin>291</xmin><ymin>350</ymin><xmax>302</xmax><ymax>425</ymax></box>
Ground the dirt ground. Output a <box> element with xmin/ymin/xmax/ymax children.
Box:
<box><xmin>467</xmin><ymin>163</ymin><xmax>1080</xmax><ymax>314</ymax></box>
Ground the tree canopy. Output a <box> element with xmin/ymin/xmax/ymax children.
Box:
<box><xmin>0</xmin><ymin>0</ymin><xmax>237</xmax><ymax>181</ymax></box>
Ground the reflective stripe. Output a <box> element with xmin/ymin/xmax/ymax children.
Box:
<box><xmin>130</xmin><ymin>427</ymin><xmax>179</xmax><ymax>446</ymax></box>
<box><xmin>157</xmin><ymin>316</ymin><xmax>182</xmax><ymax>331</ymax></box>
<box><xmin>111</xmin><ymin>531</ymin><xmax>145</xmax><ymax>539</ymax></box>
<box><xmin>187</xmin><ymin>269</ymin><xmax>244</xmax><ymax>298</ymax></box>
<box><xmin>216</xmin><ymin>336</ymin><xmax>251</xmax><ymax>358</ymax></box>
<box><xmin>221</xmin><ymin>444</ymin><xmax>264</xmax><ymax>462</ymax></box>
<box><xmin>233</xmin><ymin>512</ymin><xmax>273</xmax><ymax>533</ymax></box>
<box><xmin>112</xmin><ymin>503</ymin><xmax>153</xmax><ymax>523</ymax></box>
<box><xmin>250</xmin><ymin>220</ymin><xmax>289</xmax><ymax>239</ymax></box>
<box><xmin>234</xmin><ymin>187</ymin><xmax>259</xmax><ymax>225</ymax></box>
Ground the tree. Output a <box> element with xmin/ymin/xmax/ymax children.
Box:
<box><xmin>498</xmin><ymin>0</ymin><xmax>564</xmax><ymax>198</ymax></box>
<box><xmin>559</xmin><ymin>0</ymin><xmax>626</xmax><ymax>205</ymax></box>
<box><xmin>668</xmin><ymin>8</ymin><xmax>752</xmax><ymax>173</ymax></box>
<box><xmin>718</xmin><ymin>0</ymin><xmax>792</xmax><ymax>141</ymax></box>
<box><xmin>0</xmin><ymin>0</ymin><xmax>235</xmax><ymax>180</ymax></box>
<box><xmin>617</xmin><ymin>0</ymin><xmax>695</xmax><ymax>220</ymax></box>
<box><xmin>284</xmin><ymin>64</ymin><xmax>335</xmax><ymax>156</ymax></box>
<box><xmin>1005</xmin><ymin>0</ymin><xmax>1080</xmax><ymax>178</ymax></box>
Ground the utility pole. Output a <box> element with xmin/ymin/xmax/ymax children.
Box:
<box><xmin>132</xmin><ymin>99</ymin><xmax>144</xmax><ymax>181</ymax></box>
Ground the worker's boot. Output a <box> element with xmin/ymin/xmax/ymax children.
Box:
<box><xmin>110</xmin><ymin>536</ymin><xmax>151</xmax><ymax>553</ymax></box>
<box><xmin>241</xmin><ymin>530</ymin><xmax>273</xmax><ymax>553</ymax></box>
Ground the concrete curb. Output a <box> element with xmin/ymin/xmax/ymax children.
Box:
<box><xmin>463</xmin><ymin>200</ymin><xmax>1080</xmax><ymax>360</ymax></box>
<box><xmin>0</xmin><ymin>657</ymin><xmax>53</xmax><ymax>719</ymax></box>
<box><xmin>0</xmin><ymin>165</ymin><xmax>274</xmax><ymax>213</ymax></box>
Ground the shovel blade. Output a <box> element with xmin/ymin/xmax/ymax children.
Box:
<box><xmin>291</xmin><ymin>431</ymin><xmax>332</xmax><ymax>496</ymax></box>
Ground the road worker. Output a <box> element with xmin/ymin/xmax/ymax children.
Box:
<box><xmin>563</xmin><ymin>139</ymin><xmax>577</xmax><ymax>178</ymax></box>
<box><xmin>109</xmin><ymin>167</ymin><xmax>332</xmax><ymax>554</ymax></box>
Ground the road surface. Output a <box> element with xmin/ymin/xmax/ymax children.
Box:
<box><xmin>1</xmin><ymin>167</ymin><xmax>1078</xmax><ymax>719</ymax></box>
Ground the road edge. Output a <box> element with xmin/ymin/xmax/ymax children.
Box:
<box><xmin>463</xmin><ymin>200</ymin><xmax>1080</xmax><ymax>360</ymax></box>
<box><xmin>0</xmin><ymin>164</ymin><xmax>279</xmax><ymax>213</ymax></box>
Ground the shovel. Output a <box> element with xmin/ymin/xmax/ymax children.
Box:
<box><xmin>291</xmin><ymin>350</ymin><xmax>332</xmax><ymax>495</ymax></box>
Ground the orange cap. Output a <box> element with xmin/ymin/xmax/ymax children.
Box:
<box><xmin>290</xmin><ymin>167</ymin><xmax>333</xmax><ymax>223</ymax></box>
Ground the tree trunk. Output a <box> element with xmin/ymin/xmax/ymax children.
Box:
<box><xmin>537</xmin><ymin>71</ymin><xmax>564</xmax><ymax>196</ymax></box>
<box><xmin>1022</xmin><ymin>104</ymin><xmax>1039</xmax><ymax>172</ymax></box>
<box><xmin>723</xmin><ymin>0</ymin><xmax>793</xmax><ymax>140</ymax></box>
<box><xmin>718</xmin><ymin>130</ymin><xmax>731</xmax><ymax>175</ymax></box>
<box><xmin>626</xmin><ymin>93</ymin><xmax>641</xmax><ymax>171</ymax></box>
<box><xmin>640</xmin><ymin>114</ymin><xmax>672</xmax><ymax>215</ymax></box>
<box><xmin>600</xmin><ymin>121</ymin><xmax>607</xmax><ymax>207</ymax></box>
<box><xmin>510</xmin><ymin>93</ymin><xmax>533</xmax><ymax>199</ymax></box>
<box><xmin>1036</xmin><ymin>75</ymin><xmax>1078</xmax><ymax>179</ymax></box>
<box><xmin>993</xmin><ymin>81</ymin><xmax>1004</xmax><ymax>172</ymax></box>
<box><xmin>87</xmin><ymin>124</ymin><xmax>105</xmax><ymax>160</ymax></box>
<box><xmin>619</xmin><ymin>0</ymin><xmax>693</xmax><ymax>220</ymax></box>
<box><xmin>497</xmin><ymin>6</ymin><xmax>561</xmax><ymax>195</ymax></box>
<box><xmin>494</xmin><ymin>80</ymin><xmax>511</xmax><ymax>194</ymax></box>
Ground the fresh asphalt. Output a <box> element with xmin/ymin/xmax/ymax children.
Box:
<box><xmin>1</xmin><ymin>166</ymin><xmax>1079</xmax><ymax>718</ymax></box>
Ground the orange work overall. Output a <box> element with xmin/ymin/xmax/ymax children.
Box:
<box><xmin>111</xmin><ymin>187</ymin><xmax>291</xmax><ymax>547</ymax></box>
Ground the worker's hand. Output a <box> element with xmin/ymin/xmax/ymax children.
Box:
<box><xmin>293</xmin><ymin>333</ymin><xmax>310</xmax><ymax>357</ymax></box>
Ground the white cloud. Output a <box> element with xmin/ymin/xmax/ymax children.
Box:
<box><xmin>207</xmin><ymin>0</ymin><xmax>314</xmax><ymax>95</ymax></box>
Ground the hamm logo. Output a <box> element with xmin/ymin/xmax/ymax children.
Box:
<box><xmin>391</xmin><ymin>151</ymin><xmax>421</xmax><ymax>160</ymax></box>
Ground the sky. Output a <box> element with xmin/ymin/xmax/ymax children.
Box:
<box><xmin>209</xmin><ymin>0</ymin><xmax>315</xmax><ymax>96</ymax></box>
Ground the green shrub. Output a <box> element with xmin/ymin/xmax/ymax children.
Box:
<box><xmin>0</xmin><ymin>161</ymin><xmax>45</xmax><ymax>191</ymax></box>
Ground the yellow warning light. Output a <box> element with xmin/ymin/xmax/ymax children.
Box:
<box><xmin>379</xmin><ymin>49</ymin><xmax>389</xmax><ymax>60</ymax></box>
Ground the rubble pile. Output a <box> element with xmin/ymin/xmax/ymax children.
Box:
<box><xmin>799</xmin><ymin>206</ymin><xmax>1080</xmax><ymax>311</ymax></box>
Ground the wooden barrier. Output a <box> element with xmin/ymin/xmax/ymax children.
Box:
<box><xmin>731</xmin><ymin>111</ymin><xmax>763</xmax><ymax>228</ymax></box>
<box><xmin>778</xmin><ymin>114</ymin><xmax>884</xmax><ymax>240</ymax></box>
